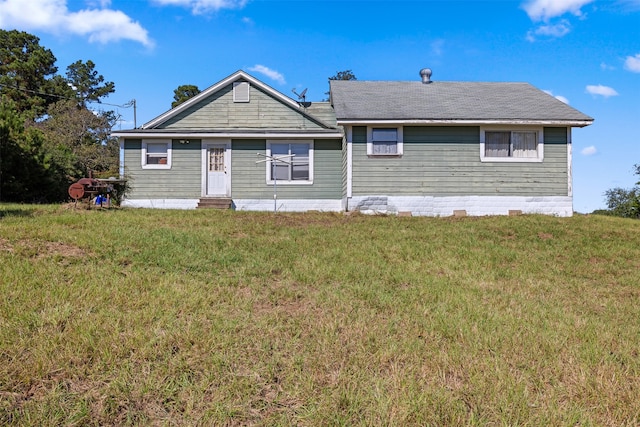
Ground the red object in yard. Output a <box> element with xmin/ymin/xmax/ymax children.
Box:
<box><xmin>68</xmin><ymin>175</ymin><xmax>125</xmax><ymax>205</ymax></box>
<box><xmin>68</xmin><ymin>177</ymin><xmax>109</xmax><ymax>202</ymax></box>
<box><xmin>68</xmin><ymin>182</ymin><xmax>85</xmax><ymax>200</ymax></box>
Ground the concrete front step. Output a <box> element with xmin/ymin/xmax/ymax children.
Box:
<box><xmin>197</xmin><ymin>198</ymin><xmax>233</xmax><ymax>209</ymax></box>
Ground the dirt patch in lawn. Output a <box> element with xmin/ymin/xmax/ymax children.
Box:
<box><xmin>1</xmin><ymin>239</ymin><xmax>92</xmax><ymax>259</ymax></box>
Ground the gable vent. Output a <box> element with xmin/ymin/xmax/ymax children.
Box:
<box><xmin>233</xmin><ymin>81</ymin><xmax>250</xmax><ymax>102</ymax></box>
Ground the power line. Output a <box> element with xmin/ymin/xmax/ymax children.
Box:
<box><xmin>0</xmin><ymin>82</ymin><xmax>135</xmax><ymax>109</ymax></box>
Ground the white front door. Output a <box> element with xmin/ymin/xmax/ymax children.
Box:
<box><xmin>206</xmin><ymin>144</ymin><xmax>229</xmax><ymax>196</ymax></box>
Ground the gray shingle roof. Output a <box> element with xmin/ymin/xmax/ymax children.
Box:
<box><xmin>330</xmin><ymin>80</ymin><xmax>593</xmax><ymax>123</ymax></box>
<box><xmin>305</xmin><ymin>102</ymin><xmax>337</xmax><ymax>127</ymax></box>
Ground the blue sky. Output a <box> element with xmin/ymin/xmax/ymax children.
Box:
<box><xmin>1</xmin><ymin>0</ymin><xmax>639</xmax><ymax>212</ymax></box>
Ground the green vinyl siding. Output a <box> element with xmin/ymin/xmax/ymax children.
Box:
<box><xmin>160</xmin><ymin>83</ymin><xmax>327</xmax><ymax>130</ymax></box>
<box><xmin>123</xmin><ymin>139</ymin><xmax>201</xmax><ymax>199</ymax></box>
<box><xmin>351</xmin><ymin>126</ymin><xmax>569</xmax><ymax>197</ymax></box>
<box><xmin>231</xmin><ymin>139</ymin><xmax>342</xmax><ymax>199</ymax></box>
<box><xmin>543</xmin><ymin>126</ymin><xmax>568</xmax><ymax>144</ymax></box>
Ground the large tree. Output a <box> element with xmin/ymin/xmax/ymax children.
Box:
<box><xmin>65</xmin><ymin>60</ymin><xmax>115</xmax><ymax>106</ymax></box>
<box><xmin>0</xmin><ymin>29</ymin><xmax>120</xmax><ymax>201</ymax></box>
<box><xmin>0</xmin><ymin>30</ymin><xmax>66</xmax><ymax>117</ymax></box>
<box><xmin>36</xmin><ymin>100</ymin><xmax>119</xmax><ymax>178</ymax></box>
<box><xmin>171</xmin><ymin>84</ymin><xmax>200</xmax><ymax>108</ymax></box>
<box><xmin>0</xmin><ymin>97</ymin><xmax>69</xmax><ymax>202</ymax></box>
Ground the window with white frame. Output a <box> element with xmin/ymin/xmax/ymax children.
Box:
<box><xmin>480</xmin><ymin>128</ymin><xmax>543</xmax><ymax>162</ymax></box>
<box><xmin>266</xmin><ymin>141</ymin><xmax>313</xmax><ymax>184</ymax></box>
<box><xmin>142</xmin><ymin>140</ymin><xmax>172</xmax><ymax>169</ymax></box>
<box><xmin>367</xmin><ymin>127</ymin><xmax>403</xmax><ymax>156</ymax></box>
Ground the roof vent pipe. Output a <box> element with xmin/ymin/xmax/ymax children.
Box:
<box><xmin>420</xmin><ymin>68</ymin><xmax>432</xmax><ymax>84</ymax></box>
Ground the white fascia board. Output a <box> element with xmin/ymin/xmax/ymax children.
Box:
<box><xmin>142</xmin><ymin>70</ymin><xmax>302</xmax><ymax>129</ymax></box>
<box><xmin>336</xmin><ymin>119</ymin><xmax>594</xmax><ymax>127</ymax></box>
<box><xmin>110</xmin><ymin>131</ymin><xmax>344</xmax><ymax>139</ymax></box>
<box><xmin>345</xmin><ymin>127</ymin><xmax>353</xmax><ymax>199</ymax></box>
<box><xmin>567</xmin><ymin>128</ymin><xmax>573</xmax><ymax>198</ymax></box>
<box><xmin>118</xmin><ymin>137</ymin><xmax>124</xmax><ymax>178</ymax></box>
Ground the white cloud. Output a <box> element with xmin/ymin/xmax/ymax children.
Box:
<box><xmin>600</xmin><ymin>62</ymin><xmax>615</xmax><ymax>71</ymax></box>
<box><xmin>617</xmin><ymin>0</ymin><xmax>640</xmax><ymax>11</ymax></box>
<box><xmin>431</xmin><ymin>39</ymin><xmax>445</xmax><ymax>56</ymax></box>
<box><xmin>581</xmin><ymin>146</ymin><xmax>597</xmax><ymax>156</ymax></box>
<box><xmin>536</xmin><ymin>21</ymin><xmax>571</xmax><ymax>37</ymax></box>
<box><xmin>522</xmin><ymin>0</ymin><xmax>593</xmax><ymax>41</ymax></box>
<box><xmin>586</xmin><ymin>84</ymin><xmax>619</xmax><ymax>98</ymax></box>
<box><xmin>152</xmin><ymin>0</ymin><xmax>247</xmax><ymax>14</ymax></box>
<box><xmin>0</xmin><ymin>0</ymin><xmax>153</xmax><ymax>47</ymax></box>
<box><xmin>624</xmin><ymin>53</ymin><xmax>640</xmax><ymax>73</ymax></box>
<box><xmin>85</xmin><ymin>0</ymin><xmax>112</xmax><ymax>7</ymax></box>
<box><xmin>248</xmin><ymin>65</ymin><xmax>285</xmax><ymax>85</ymax></box>
<box><xmin>543</xmin><ymin>90</ymin><xmax>570</xmax><ymax>104</ymax></box>
<box><xmin>522</xmin><ymin>0</ymin><xmax>594</xmax><ymax>21</ymax></box>
<box><xmin>526</xmin><ymin>19</ymin><xmax>571</xmax><ymax>41</ymax></box>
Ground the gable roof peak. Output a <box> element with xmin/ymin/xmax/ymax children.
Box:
<box><xmin>141</xmin><ymin>69</ymin><xmax>303</xmax><ymax>129</ymax></box>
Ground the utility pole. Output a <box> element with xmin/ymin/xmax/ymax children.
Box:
<box><xmin>124</xmin><ymin>99</ymin><xmax>137</xmax><ymax>128</ymax></box>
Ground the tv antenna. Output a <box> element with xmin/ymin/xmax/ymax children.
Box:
<box><xmin>292</xmin><ymin>88</ymin><xmax>307</xmax><ymax>103</ymax></box>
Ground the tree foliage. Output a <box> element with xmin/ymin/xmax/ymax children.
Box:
<box><xmin>0</xmin><ymin>97</ymin><xmax>69</xmax><ymax>201</ymax></box>
<box><xmin>0</xmin><ymin>29</ymin><xmax>120</xmax><ymax>203</ymax></box>
<box><xmin>602</xmin><ymin>164</ymin><xmax>640</xmax><ymax>219</ymax></box>
<box><xmin>36</xmin><ymin>100</ymin><xmax>119</xmax><ymax>178</ymax></box>
<box><xmin>328</xmin><ymin>70</ymin><xmax>357</xmax><ymax>82</ymax></box>
<box><xmin>172</xmin><ymin>84</ymin><xmax>201</xmax><ymax>108</ymax></box>
<box><xmin>325</xmin><ymin>70</ymin><xmax>357</xmax><ymax>100</ymax></box>
<box><xmin>65</xmin><ymin>60</ymin><xmax>115</xmax><ymax>106</ymax></box>
<box><xmin>0</xmin><ymin>30</ymin><xmax>62</xmax><ymax>117</ymax></box>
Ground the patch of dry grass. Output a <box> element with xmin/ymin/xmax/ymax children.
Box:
<box><xmin>1</xmin><ymin>205</ymin><xmax>639</xmax><ymax>425</ymax></box>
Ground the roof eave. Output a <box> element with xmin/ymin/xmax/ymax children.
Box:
<box><xmin>336</xmin><ymin>119</ymin><xmax>594</xmax><ymax>127</ymax></box>
<box><xmin>111</xmin><ymin>130</ymin><xmax>344</xmax><ymax>139</ymax></box>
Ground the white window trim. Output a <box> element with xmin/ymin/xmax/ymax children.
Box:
<box><xmin>366</xmin><ymin>126</ymin><xmax>403</xmax><ymax>157</ymax></box>
<box><xmin>265</xmin><ymin>140</ymin><xmax>314</xmax><ymax>185</ymax></box>
<box><xmin>141</xmin><ymin>139</ymin><xmax>172</xmax><ymax>169</ymax></box>
<box><xmin>480</xmin><ymin>126</ymin><xmax>544</xmax><ymax>163</ymax></box>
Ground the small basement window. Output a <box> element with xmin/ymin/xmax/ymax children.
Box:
<box><xmin>142</xmin><ymin>140</ymin><xmax>172</xmax><ymax>169</ymax></box>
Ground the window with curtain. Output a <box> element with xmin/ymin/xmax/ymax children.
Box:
<box><xmin>371</xmin><ymin>128</ymin><xmax>398</xmax><ymax>155</ymax></box>
<box><xmin>485</xmin><ymin>131</ymin><xmax>537</xmax><ymax>158</ymax></box>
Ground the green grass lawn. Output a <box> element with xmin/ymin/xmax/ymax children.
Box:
<box><xmin>1</xmin><ymin>204</ymin><xmax>639</xmax><ymax>426</ymax></box>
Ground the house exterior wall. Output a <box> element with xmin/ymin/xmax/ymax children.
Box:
<box><xmin>159</xmin><ymin>84</ymin><xmax>326</xmax><ymax>130</ymax></box>
<box><xmin>122</xmin><ymin>127</ymin><xmax>572</xmax><ymax>215</ymax></box>
<box><xmin>123</xmin><ymin>139</ymin><xmax>201</xmax><ymax>199</ymax></box>
<box><xmin>230</xmin><ymin>139</ymin><xmax>343</xmax><ymax>200</ymax></box>
<box><xmin>350</xmin><ymin>126</ymin><xmax>569</xmax><ymax>197</ymax></box>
